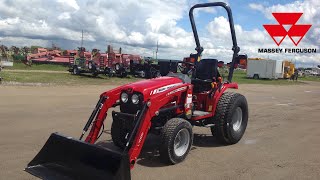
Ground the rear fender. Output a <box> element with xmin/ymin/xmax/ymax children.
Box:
<box><xmin>211</xmin><ymin>82</ymin><xmax>238</xmax><ymax>117</ymax></box>
<box><xmin>128</xmin><ymin>84</ymin><xmax>190</xmax><ymax>168</ymax></box>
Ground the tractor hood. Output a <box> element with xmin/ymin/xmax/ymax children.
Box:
<box><xmin>122</xmin><ymin>76</ymin><xmax>184</xmax><ymax>98</ymax></box>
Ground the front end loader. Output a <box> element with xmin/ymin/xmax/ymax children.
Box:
<box><xmin>25</xmin><ymin>2</ymin><xmax>249</xmax><ymax>180</ymax></box>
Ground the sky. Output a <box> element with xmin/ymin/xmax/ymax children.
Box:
<box><xmin>0</xmin><ymin>0</ymin><xmax>319</xmax><ymax>67</ymax></box>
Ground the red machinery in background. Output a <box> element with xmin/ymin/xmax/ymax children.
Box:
<box><xmin>69</xmin><ymin>46</ymin><xmax>141</xmax><ymax>77</ymax></box>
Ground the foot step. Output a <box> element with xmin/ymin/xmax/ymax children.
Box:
<box><xmin>192</xmin><ymin>110</ymin><xmax>210</xmax><ymax>117</ymax></box>
<box><xmin>204</xmin><ymin>124</ymin><xmax>215</xmax><ymax>127</ymax></box>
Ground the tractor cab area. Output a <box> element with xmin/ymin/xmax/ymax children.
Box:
<box><xmin>190</xmin><ymin>59</ymin><xmax>221</xmax><ymax>117</ymax></box>
<box><xmin>166</xmin><ymin>56</ymin><xmax>223</xmax><ymax>121</ymax></box>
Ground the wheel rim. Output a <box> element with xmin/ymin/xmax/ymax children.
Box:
<box><xmin>232</xmin><ymin>107</ymin><xmax>243</xmax><ymax>131</ymax></box>
<box><xmin>73</xmin><ymin>68</ymin><xmax>77</xmax><ymax>74</ymax></box>
<box><xmin>141</xmin><ymin>71</ymin><xmax>145</xmax><ymax>78</ymax></box>
<box><xmin>173</xmin><ymin>128</ymin><xmax>190</xmax><ymax>157</ymax></box>
<box><xmin>88</xmin><ymin>63</ymin><xmax>92</xmax><ymax>69</ymax></box>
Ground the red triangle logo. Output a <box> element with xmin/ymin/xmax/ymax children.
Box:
<box><xmin>289</xmin><ymin>36</ymin><xmax>303</xmax><ymax>46</ymax></box>
<box><xmin>263</xmin><ymin>13</ymin><xmax>312</xmax><ymax>46</ymax></box>
<box><xmin>287</xmin><ymin>24</ymin><xmax>311</xmax><ymax>46</ymax></box>
<box><xmin>263</xmin><ymin>25</ymin><xmax>287</xmax><ymax>46</ymax></box>
<box><xmin>272</xmin><ymin>36</ymin><xmax>286</xmax><ymax>46</ymax></box>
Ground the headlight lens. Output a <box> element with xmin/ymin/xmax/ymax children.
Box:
<box><xmin>121</xmin><ymin>92</ymin><xmax>128</xmax><ymax>103</ymax></box>
<box><xmin>131</xmin><ymin>94</ymin><xmax>139</xmax><ymax>104</ymax></box>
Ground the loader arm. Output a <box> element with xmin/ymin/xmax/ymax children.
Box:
<box><xmin>85</xmin><ymin>87</ymin><xmax>123</xmax><ymax>144</ymax></box>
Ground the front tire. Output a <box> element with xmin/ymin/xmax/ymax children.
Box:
<box><xmin>120</xmin><ymin>70</ymin><xmax>127</xmax><ymax>78</ymax></box>
<box><xmin>115</xmin><ymin>63</ymin><xmax>120</xmax><ymax>71</ymax></box>
<box><xmin>111</xmin><ymin>119</ymin><xmax>130</xmax><ymax>149</ymax></box>
<box><xmin>253</xmin><ymin>74</ymin><xmax>259</xmax><ymax>79</ymax></box>
<box><xmin>88</xmin><ymin>62</ymin><xmax>93</xmax><ymax>70</ymax></box>
<box><xmin>140</xmin><ymin>71</ymin><xmax>146</xmax><ymax>78</ymax></box>
<box><xmin>72</xmin><ymin>66</ymin><xmax>79</xmax><ymax>75</ymax></box>
<box><xmin>211</xmin><ymin>92</ymin><xmax>248</xmax><ymax>145</ymax></box>
<box><xmin>159</xmin><ymin>118</ymin><xmax>193</xmax><ymax>164</ymax></box>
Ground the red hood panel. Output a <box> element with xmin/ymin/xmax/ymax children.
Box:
<box><xmin>123</xmin><ymin>77</ymin><xmax>183</xmax><ymax>98</ymax></box>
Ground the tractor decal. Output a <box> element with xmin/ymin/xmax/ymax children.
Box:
<box><xmin>166</xmin><ymin>86</ymin><xmax>187</xmax><ymax>96</ymax></box>
<box><xmin>150</xmin><ymin>83</ymin><xmax>183</xmax><ymax>95</ymax></box>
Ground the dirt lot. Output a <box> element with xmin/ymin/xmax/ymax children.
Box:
<box><xmin>1</xmin><ymin>82</ymin><xmax>320</xmax><ymax>180</ymax></box>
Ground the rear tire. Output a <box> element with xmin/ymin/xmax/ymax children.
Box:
<box><xmin>253</xmin><ymin>74</ymin><xmax>259</xmax><ymax>79</ymax></box>
<box><xmin>211</xmin><ymin>92</ymin><xmax>248</xmax><ymax>145</ymax></box>
<box><xmin>92</xmin><ymin>71</ymin><xmax>98</xmax><ymax>77</ymax></box>
<box><xmin>159</xmin><ymin>118</ymin><xmax>193</xmax><ymax>164</ymax></box>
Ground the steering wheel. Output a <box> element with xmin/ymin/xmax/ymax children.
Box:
<box><xmin>178</xmin><ymin>61</ymin><xmax>195</xmax><ymax>75</ymax></box>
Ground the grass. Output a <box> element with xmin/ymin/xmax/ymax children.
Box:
<box><xmin>222</xmin><ymin>70</ymin><xmax>305</xmax><ymax>85</ymax></box>
<box><xmin>0</xmin><ymin>71</ymin><xmax>139</xmax><ymax>86</ymax></box>
<box><xmin>299</xmin><ymin>76</ymin><xmax>320</xmax><ymax>82</ymax></box>
<box><xmin>0</xmin><ymin>65</ymin><xmax>316</xmax><ymax>86</ymax></box>
<box><xmin>5</xmin><ymin>61</ymin><xmax>68</xmax><ymax>71</ymax></box>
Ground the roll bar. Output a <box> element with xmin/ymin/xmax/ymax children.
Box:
<box><xmin>189</xmin><ymin>2</ymin><xmax>240</xmax><ymax>82</ymax></box>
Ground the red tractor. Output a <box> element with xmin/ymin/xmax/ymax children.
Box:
<box><xmin>25</xmin><ymin>2</ymin><xmax>248</xmax><ymax>180</ymax></box>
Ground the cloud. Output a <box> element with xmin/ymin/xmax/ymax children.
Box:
<box><xmin>0</xmin><ymin>0</ymin><xmax>318</xmax><ymax>66</ymax></box>
<box><xmin>248</xmin><ymin>3</ymin><xmax>265</xmax><ymax>12</ymax></box>
<box><xmin>57</xmin><ymin>0</ymin><xmax>80</xmax><ymax>11</ymax></box>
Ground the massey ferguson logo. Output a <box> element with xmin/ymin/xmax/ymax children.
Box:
<box><xmin>258</xmin><ymin>12</ymin><xmax>316</xmax><ymax>54</ymax></box>
<box><xmin>263</xmin><ymin>13</ymin><xmax>311</xmax><ymax>46</ymax></box>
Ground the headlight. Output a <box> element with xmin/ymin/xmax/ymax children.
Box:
<box><xmin>121</xmin><ymin>92</ymin><xmax>128</xmax><ymax>103</ymax></box>
<box><xmin>131</xmin><ymin>94</ymin><xmax>139</xmax><ymax>104</ymax></box>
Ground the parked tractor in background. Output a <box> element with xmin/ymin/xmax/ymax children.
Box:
<box><xmin>69</xmin><ymin>46</ymin><xmax>142</xmax><ymax>78</ymax></box>
<box><xmin>106</xmin><ymin>52</ymin><xmax>128</xmax><ymax>78</ymax></box>
<box><xmin>130</xmin><ymin>57</ymin><xmax>160</xmax><ymax>78</ymax></box>
<box><xmin>25</xmin><ymin>2</ymin><xmax>248</xmax><ymax>180</ymax></box>
<box><xmin>69</xmin><ymin>47</ymin><xmax>107</xmax><ymax>77</ymax></box>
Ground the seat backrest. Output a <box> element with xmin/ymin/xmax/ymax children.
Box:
<box><xmin>194</xmin><ymin>59</ymin><xmax>218</xmax><ymax>80</ymax></box>
<box><xmin>159</xmin><ymin>61</ymin><xmax>178</xmax><ymax>76</ymax></box>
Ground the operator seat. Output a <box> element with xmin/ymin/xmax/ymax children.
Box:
<box><xmin>192</xmin><ymin>59</ymin><xmax>220</xmax><ymax>92</ymax></box>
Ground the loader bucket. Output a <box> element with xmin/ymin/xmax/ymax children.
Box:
<box><xmin>25</xmin><ymin>133</ymin><xmax>131</xmax><ymax>180</ymax></box>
